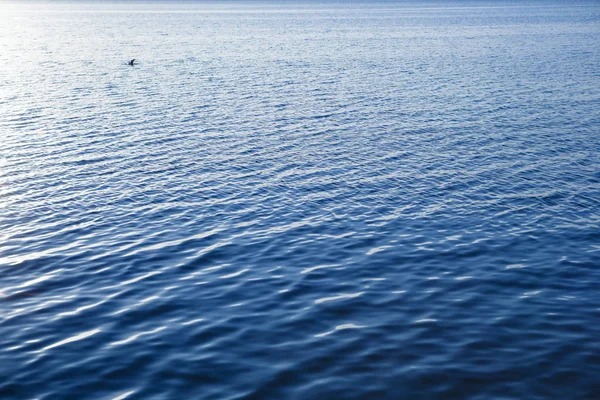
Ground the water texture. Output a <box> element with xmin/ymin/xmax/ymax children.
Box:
<box><xmin>1</xmin><ymin>1</ymin><xmax>599</xmax><ymax>399</ymax></box>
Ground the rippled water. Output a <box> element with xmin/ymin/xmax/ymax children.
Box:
<box><xmin>1</xmin><ymin>1</ymin><xmax>600</xmax><ymax>398</ymax></box>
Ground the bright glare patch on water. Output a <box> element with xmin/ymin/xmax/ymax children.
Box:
<box><xmin>315</xmin><ymin>323</ymin><xmax>367</xmax><ymax>338</ymax></box>
<box><xmin>112</xmin><ymin>391</ymin><xmax>136</xmax><ymax>400</ymax></box>
<box><xmin>506</xmin><ymin>264</ymin><xmax>527</xmax><ymax>269</ymax></box>
<box><xmin>414</xmin><ymin>318</ymin><xmax>438</xmax><ymax>324</ymax></box>
<box><xmin>110</xmin><ymin>327</ymin><xmax>167</xmax><ymax>347</ymax></box>
<box><xmin>314</xmin><ymin>292</ymin><xmax>364</xmax><ymax>304</ymax></box>
<box><xmin>36</xmin><ymin>329</ymin><xmax>101</xmax><ymax>354</ymax></box>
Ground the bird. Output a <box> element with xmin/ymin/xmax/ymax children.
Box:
<box><xmin>128</xmin><ymin>59</ymin><xmax>136</xmax><ymax>66</ymax></box>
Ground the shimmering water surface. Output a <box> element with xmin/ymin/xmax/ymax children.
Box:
<box><xmin>1</xmin><ymin>1</ymin><xmax>599</xmax><ymax>398</ymax></box>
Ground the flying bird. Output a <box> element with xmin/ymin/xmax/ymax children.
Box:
<box><xmin>128</xmin><ymin>59</ymin><xmax>136</xmax><ymax>66</ymax></box>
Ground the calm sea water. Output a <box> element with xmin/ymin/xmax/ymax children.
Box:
<box><xmin>1</xmin><ymin>1</ymin><xmax>599</xmax><ymax>399</ymax></box>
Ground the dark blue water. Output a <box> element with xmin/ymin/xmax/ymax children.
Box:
<box><xmin>1</xmin><ymin>1</ymin><xmax>599</xmax><ymax>399</ymax></box>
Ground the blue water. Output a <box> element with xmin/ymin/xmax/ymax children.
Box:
<box><xmin>1</xmin><ymin>1</ymin><xmax>599</xmax><ymax>399</ymax></box>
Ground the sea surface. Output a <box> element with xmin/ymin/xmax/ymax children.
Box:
<box><xmin>1</xmin><ymin>1</ymin><xmax>599</xmax><ymax>399</ymax></box>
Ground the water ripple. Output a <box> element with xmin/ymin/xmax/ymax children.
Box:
<box><xmin>1</xmin><ymin>1</ymin><xmax>599</xmax><ymax>399</ymax></box>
